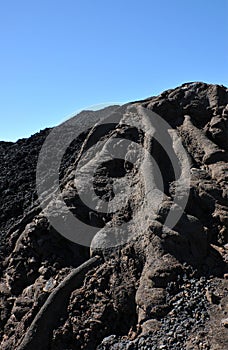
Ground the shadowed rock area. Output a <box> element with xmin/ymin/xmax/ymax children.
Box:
<box><xmin>0</xmin><ymin>82</ymin><xmax>227</xmax><ymax>349</ymax></box>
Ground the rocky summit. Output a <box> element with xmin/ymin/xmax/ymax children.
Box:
<box><xmin>0</xmin><ymin>82</ymin><xmax>228</xmax><ymax>350</ymax></box>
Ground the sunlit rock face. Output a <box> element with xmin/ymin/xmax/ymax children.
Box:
<box><xmin>0</xmin><ymin>83</ymin><xmax>227</xmax><ymax>350</ymax></box>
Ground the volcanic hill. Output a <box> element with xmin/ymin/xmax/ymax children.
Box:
<box><xmin>0</xmin><ymin>82</ymin><xmax>228</xmax><ymax>350</ymax></box>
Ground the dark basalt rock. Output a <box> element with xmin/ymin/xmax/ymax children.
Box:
<box><xmin>0</xmin><ymin>83</ymin><xmax>227</xmax><ymax>350</ymax></box>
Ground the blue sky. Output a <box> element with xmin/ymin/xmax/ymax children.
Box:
<box><xmin>0</xmin><ymin>0</ymin><xmax>227</xmax><ymax>141</ymax></box>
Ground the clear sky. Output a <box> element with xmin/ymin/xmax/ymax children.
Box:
<box><xmin>0</xmin><ymin>0</ymin><xmax>227</xmax><ymax>141</ymax></box>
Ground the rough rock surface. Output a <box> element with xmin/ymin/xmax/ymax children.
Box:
<box><xmin>0</xmin><ymin>82</ymin><xmax>227</xmax><ymax>349</ymax></box>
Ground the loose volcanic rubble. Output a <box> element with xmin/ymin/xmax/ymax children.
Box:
<box><xmin>0</xmin><ymin>83</ymin><xmax>227</xmax><ymax>350</ymax></box>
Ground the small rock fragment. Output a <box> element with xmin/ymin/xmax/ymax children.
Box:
<box><xmin>221</xmin><ymin>318</ymin><xmax>228</xmax><ymax>328</ymax></box>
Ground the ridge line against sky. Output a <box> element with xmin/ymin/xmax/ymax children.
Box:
<box><xmin>0</xmin><ymin>0</ymin><xmax>227</xmax><ymax>141</ymax></box>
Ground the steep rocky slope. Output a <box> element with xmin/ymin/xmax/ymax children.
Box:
<box><xmin>0</xmin><ymin>82</ymin><xmax>227</xmax><ymax>349</ymax></box>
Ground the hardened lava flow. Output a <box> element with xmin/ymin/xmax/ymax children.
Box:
<box><xmin>0</xmin><ymin>82</ymin><xmax>227</xmax><ymax>350</ymax></box>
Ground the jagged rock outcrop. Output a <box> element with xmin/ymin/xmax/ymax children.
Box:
<box><xmin>0</xmin><ymin>82</ymin><xmax>227</xmax><ymax>349</ymax></box>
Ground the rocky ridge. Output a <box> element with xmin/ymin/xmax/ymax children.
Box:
<box><xmin>0</xmin><ymin>82</ymin><xmax>227</xmax><ymax>349</ymax></box>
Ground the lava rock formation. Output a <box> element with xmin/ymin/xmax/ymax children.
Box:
<box><xmin>0</xmin><ymin>82</ymin><xmax>227</xmax><ymax>350</ymax></box>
